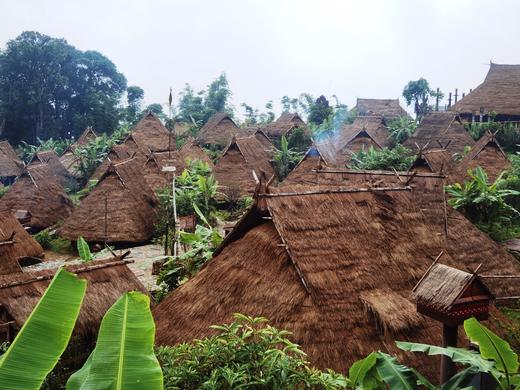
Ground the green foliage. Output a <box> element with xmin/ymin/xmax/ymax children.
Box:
<box><xmin>0</xmin><ymin>185</ymin><xmax>9</xmax><ymax>199</ymax></box>
<box><xmin>19</xmin><ymin>138</ymin><xmax>72</xmax><ymax>163</ymax></box>
<box><xmin>308</xmin><ymin>95</ymin><xmax>333</xmax><ymax>126</ymax></box>
<box><xmin>287</xmin><ymin>126</ymin><xmax>312</xmax><ymax>153</ymax></box>
<box><xmin>67</xmin><ymin>292</ymin><xmax>163</xmax><ymax>390</ymax></box>
<box><xmin>76</xmin><ymin>237</ymin><xmax>93</xmax><ymax>262</ymax></box>
<box><xmin>402</xmin><ymin>78</ymin><xmax>443</xmax><ymax>121</ymax></box>
<box><xmin>33</xmin><ymin>230</ymin><xmax>71</xmax><ymax>253</ymax></box>
<box><xmin>0</xmin><ymin>31</ymin><xmax>127</xmax><ymax>144</ymax></box>
<box><xmin>34</xmin><ymin>229</ymin><xmax>52</xmax><ymax>249</ymax></box>
<box><xmin>387</xmin><ymin>116</ymin><xmax>417</xmax><ymax>144</ymax></box>
<box><xmin>0</xmin><ymin>268</ymin><xmax>87</xmax><ymax>390</ymax></box>
<box><xmin>465</xmin><ymin>121</ymin><xmax>520</xmax><ymax>152</ymax></box>
<box><xmin>156</xmin><ymin>313</ymin><xmax>349</xmax><ymax>389</ymax></box>
<box><xmin>124</xmin><ymin>85</ymin><xmax>145</xmax><ymax>124</ymax></box>
<box><xmin>446</xmin><ymin>167</ymin><xmax>520</xmax><ymax>240</ymax></box>
<box><xmin>312</xmin><ymin>105</ymin><xmax>355</xmax><ymax>141</ymax></box>
<box><xmin>273</xmin><ymin>136</ymin><xmax>304</xmax><ymax>181</ymax></box>
<box><xmin>350</xmin><ymin>145</ymin><xmax>414</xmax><ymax>171</ymax></box>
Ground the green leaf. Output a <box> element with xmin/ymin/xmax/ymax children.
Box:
<box><xmin>440</xmin><ymin>366</ymin><xmax>480</xmax><ymax>390</ymax></box>
<box><xmin>375</xmin><ymin>352</ymin><xmax>417</xmax><ymax>390</ymax></box>
<box><xmin>349</xmin><ymin>352</ymin><xmax>377</xmax><ymax>387</ymax></box>
<box><xmin>77</xmin><ymin>236</ymin><xmax>93</xmax><ymax>262</ymax></box>
<box><xmin>464</xmin><ymin>317</ymin><xmax>519</xmax><ymax>374</ymax></box>
<box><xmin>0</xmin><ymin>268</ymin><xmax>87</xmax><ymax>390</ymax></box>
<box><xmin>67</xmin><ymin>292</ymin><xmax>163</xmax><ymax>390</ymax></box>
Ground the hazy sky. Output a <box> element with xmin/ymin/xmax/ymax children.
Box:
<box><xmin>1</xmin><ymin>0</ymin><xmax>520</xmax><ymax>117</ymax></box>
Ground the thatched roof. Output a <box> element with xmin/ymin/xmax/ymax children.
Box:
<box><xmin>154</xmin><ymin>182</ymin><xmax>520</xmax><ymax>376</ymax></box>
<box><xmin>404</xmin><ymin>112</ymin><xmax>475</xmax><ymax>154</ymax></box>
<box><xmin>283</xmin><ymin>145</ymin><xmax>329</xmax><ymax>185</ymax></box>
<box><xmin>0</xmin><ymin>165</ymin><xmax>73</xmax><ymax>231</ymax></box>
<box><xmin>0</xmin><ymin>141</ymin><xmax>23</xmax><ymax>179</ymax></box>
<box><xmin>410</xmin><ymin>149</ymin><xmax>455</xmax><ymax>174</ymax></box>
<box><xmin>264</xmin><ymin>112</ymin><xmax>308</xmax><ymax>140</ymax></box>
<box><xmin>213</xmin><ymin>135</ymin><xmax>276</xmax><ymax>197</ymax></box>
<box><xmin>197</xmin><ymin>112</ymin><xmax>240</xmax><ymax>147</ymax></box>
<box><xmin>28</xmin><ymin>150</ymin><xmax>75</xmax><ymax>186</ymax></box>
<box><xmin>129</xmin><ymin>112</ymin><xmax>171</xmax><ymax>152</ymax></box>
<box><xmin>451</xmin><ymin>63</ymin><xmax>520</xmax><ymax>117</ymax></box>
<box><xmin>0</xmin><ymin>212</ymin><xmax>43</xmax><ymax>275</ymax></box>
<box><xmin>60</xmin><ymin>127</ymin><xmax>98</xmax><ymax>177</ymax></box>
<box><xmin>142</xmin><ymin>153</ymin><xmax>169</xmax><ymax>191</ymax></box>
<box><xmin>90</xmin><ymin>144</ymin><xmax>135</xmax><ymax>181</ymax></box>
<box><xmin>353</xmin><ymin>98</ymin><xmax>410</xmax><ymax>120</ymax></box>
<box><xmin>450</xmin><ymin>131</ymin><xmax>511</xmax><ymax>183</ymax></box>
<box><xmin>59</xmin><ymin>158</ymin><xmax>158</xmax><ymax>244</ymax></box>
<box><xmin>0</xmin><ymin>258</ymin><xmax>146</xmax><ymax>341</ymax></box>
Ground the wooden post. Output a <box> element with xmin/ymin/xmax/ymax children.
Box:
<box><xmin>454</xmin><ymin>89</ymin><xmax>458</xmax><ymax>103</ymax></box>
<box><xmin>462</xmin><ymin>92</ymin><xmax>465</xmax><ymax>98</ymax></box>
<box><xmin>440</xmin><ymin>324</ymin><xmax>458</xmax><ymax>384</ymax></box>
<box><xmin>448</xmin><ymin>93</ymin><xmax>452</xmax><ymax>108</ymax></box>
<box><xmin>436</xmin><ymin>88</ymin><xmax>440</xmax><ymax>111</ymax></box>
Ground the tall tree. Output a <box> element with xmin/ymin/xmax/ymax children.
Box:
<box><xmin>203</xmin><ymin>73</ymin><xmax>231</xmax><ymax>122</ymax></box>
<box><xmin>0</xmin><ymin>31</ymin><xmax>127</xmax><ymax>144</ymax></box>
<box><xmin>125</xmin><ymin>85</ymin><xmax>144</xmax><ymax>124</ymax></box>
<box><xmin>307</xmin><ymin>95</ymin><xmax>333</xmax><ymax>125</ymax></box>
<box><xmin>402</xmin><ymin>78</ymin><xmax>443</xmax><ymax>121</ymax></box>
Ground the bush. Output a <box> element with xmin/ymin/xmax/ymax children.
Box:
<box><xmin>34</xmin><ymin>229</ymin><xmax>52</xmax><ymax>249</ymax></box>
<box><xmin>349</xmin><ymin>145</ymin><xmax>414</xmax><ymax>171</ymax></box>
<box><xmin>156</xmin><ymin>314</ymin><xmax>348</xmax><ymax>390</ymax></box>
<box><xmin>387</xmin><ymin>116</ymin><xmax>417</xmax><ymax>144</ymax></box>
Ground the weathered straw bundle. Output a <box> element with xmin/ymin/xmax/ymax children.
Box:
<box><xmin>353</xmin><ymin>98</ymin><xmax>410</xmax><ymax>120</ymax></box>
<box><xmin>0</xmin><ymin>141</ymin><xmax>24</xmax><ymax>180</ymax></box>
<box><xmin>264</xmin><ymin>112</ymin><xmax>308</xmax><ymax>140</ymax></box>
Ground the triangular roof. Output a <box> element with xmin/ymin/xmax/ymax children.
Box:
<box><xmin>197</xmin><ymin>112</ymin><xmax>240</xmax><ymax>147</ymax></box>
<box><xmin>264</xmin><ymin>112</ymin><xmax>308</xmax><ymax>139</ymax></box>
<box><xmin>282</xmin><ymin>144</ymin><xmax>329</xmax><ymax>186</ymax></box>
<box><xmin>59</xmin><ymin>158</ymin><xmax>158</xmax><ymax>243</ymax></box>
<box><xmin>90</xmin><ymin>144</ymin><xmax>136</xmax><ymax>181</ymax></box>
<box><xmin>28</xmin><ymin>150</ymin><xmax>74</xmax><ymax>186</ymax></box>
<box><xmin>353</xmin><ymin>98</ymin><xmax>411</xmax><ymax>120</ymax></box>
<box><xmin>410</xmin><ymin>149</ymin><xmax>455</xmax><ymax>174</ymax></box>
<box><xmin>404</xmin><ymin>112</ymin><xmax>475</xmax><ymax>154</ymax></box>
<box><xmin>128</xmin><ymin>112</ymin><xmax>171</xmax><ymax>152</ymax></box>
<box><xmin>154</xmin><ymin>183</ymin><xmax>520</xmax><ymax>377</ymax></box>
<box><xmin>0</xmin><ymin>141</ymin><xmax>24</xmax><ymax>178</ymax></box>
<box><xmin>452</xmin><ymin>63</ymin><xmax>520</xmax><ymax>117</ymax></box>
<box><xmin>0</xmin><ymin>164</ymin><xmax>73</xmax><ymax>231</ymax></box>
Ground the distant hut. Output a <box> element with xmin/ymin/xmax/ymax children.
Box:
<box><xmin>404</xmin><ymin>112</ymin><xmax>475</xmax><ymax>154</ymax></box>
<box><xmin>0</xmin><ymin>164</ymin><xmax>73</xmax><ymax>231</ymax></box>
<box><xmin>27</xmin><ymin>150</ymin><xmax>75</xmax><ymax>187</ymax></box>
<box><xmin>264</xmin><ymin>112</ymin><xmax>309</xmax><ymax>143</ymax></box>
<box><xmin>451</xmin><ymin>63</ymin><xmax>520</xmax><ymax>122</ymax></box>
<box><xmin>153</xmin><ymin>137</ymin><xmax>213</xmax><ymax>178</ymax></box>
<box><xmin>352</xmin><ymin>98</ymin><xmax>411</xmax><ymax>120</ymax></box>
<box><xmin>59</xmin><ymin>158</ymin><xmax>158</xmax><ymax>244</ymax></box>
<box><xmin>0</xmin><ymin>213</ymin><xmax>44</xmax><ymax>275</ymax></box>
<box><xmin>213</xmin><ymin>135</ymin><xmax>276</xmax><ymax>198</ymax></box>
<box><xmin>450</xmin><ymin>131</ymin><xmax>511</xmax><ymax>184</ymax></box>
<box><xmin>197</xmin><ymin>112</ymin><xmax>241</xmax><ymax>148</ymax></box>
<box><xmin>154</xmin><ymin>186</ymin><xmax>520</xmax><ymax>378</ymax></box>
<box><xmin>0</xmin><ymin>257</ymin><xmax>146</xmax><ymax>367</ymax></box>
<box><xmin>142</xmin><ymin>153</ymin><xmax>169</xmax><ymax>191</ymax></box>
<box><xmin>60</xmin><ymin>127</ymin><xmax>98</xmax><ymax>178</ymax></box>
<box><xmin>0</xmin><ymin>141</ymin><xmax>24</xmax><ymax>185</ymax></box>
<box><xmin>90</xmin><ymin>144</ymin><xmax>135</xmax><ymax>181</ymax></box>
<box><xmin>410</xmin><ymin>149</ymin><xmax>455</xmax><ymax>174</ymax></box>
<box><xmin>283</xmin><ymin>144</ymin><xmax>330</xmax><ymax>185</ymax></box>
<box><xmin>128</xmin><ymin>112</ymin><xmax>171</xmax><ymax>152</ymax></box>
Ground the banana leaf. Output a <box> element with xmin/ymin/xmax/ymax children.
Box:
<box><xmin>0</xmin><ymin>268</ymin><xmax>87</xmax><ymax>390</ymax></box>
<box><xmin>77</xmin><ymin>236</ymin><xmax>93</xmax><ymax>262</ymax></box>
<box><xmin>67</xmin><ymin>291</ymin><xmax>163</xmax><ymax>390</ymax></box>
<box><xmin>349</xmin><ymin>352</ymin><xmax>377</xmax><ymax>387</ymax></box>
<box><xmin>375</xmin><ymin>352</ymin><xmax>417</xmax><ymax>389</ymax></box>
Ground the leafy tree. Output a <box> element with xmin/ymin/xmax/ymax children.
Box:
<box><xmin>312</xmin><ymin>104</ymin><xmax>354</xmax><ymax>141</ymax></box>
<box><xmin>0</xmin><ymin>31</ymin><xmax>127</xmax><ymax>144</ymax></box>
<box><xmin>350</xmin><ymin>145</ymin><xmax>414</xmax><ymax>171</ymax></box>
<box><xmin>402</xmin><ymin>78</ymin><xmax>443</xmax><ymax>121</ymax></box>
<box><xmin>203</xmin><ymin>73</ymin><xmax>231</xmax><ymax>121</ymax></box>
<box><xmin>281</xmin><ymin>95</ymin><xmax>300</xmax><ymax>112</ymax></box>
<box><xmin>177</xmin><ymin>84</ymin><xmax>205</xmax><ymax>125</ymax></box>
<box><xmin>241</xmin><ymin>102</ymin><xmax>258</xmax><ymax>125</ymax></box>
<box><xmin>308</xmin><ymin>95</ymin><xmax>333</xmax><ymax>126</ymax></box>
<box><xmin>19</xmin><ymin>137</ymin><xmax>72</xmax><ymax>163</ymax></box>
<box><xmin>387</xmin><ymin>115</ymin><xmax>417</xmax><ymax>144</ymax></box>
<box><xmin>125</xmin><ymin>85</ymin><xmax>144</xmax><ymax>124</ymax></box>
<box><xmin>273</xmin><ymin>136</ymin><xmax>304</xmax><ymax>180</ymax></box>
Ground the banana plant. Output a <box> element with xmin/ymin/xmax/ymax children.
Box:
<box><xmin>77</xmin><ymin>236</ymin><xmax>93</xmax><ymax>262</ymax></box>
<box><xmin>67</xmin><ymin>291</ymin><xmax>163</xmax><ymax>390</ymax></box>
<box><xmin>0</xmin><ymin>268</ymin><xmax>87</xmax><ymax>390</ymax></box>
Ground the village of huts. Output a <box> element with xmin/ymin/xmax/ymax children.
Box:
<box><xmin>2</xmin><ymin>11</ymin><xmax>520</xmax><ymax>387</ymax></box>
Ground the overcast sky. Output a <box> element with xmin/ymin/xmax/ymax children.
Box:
<box><xmin>1</xmin><ymin>0</ymin><xmax>520</xmax><ymax>117</ymax></box>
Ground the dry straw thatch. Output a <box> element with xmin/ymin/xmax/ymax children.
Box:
<box><xmin>59</xmin><ymin>158</ymin><xmax>158</xmax><ymax>244</ymax></box>
<box><xmin>213</xmin><ymin>134</ymin><xmax>276</xmax><ymax>197</ymax></box>
<box><xmin>155</xmin><ymin>170</ymin><xmax>520</xmax><ymax>377</ymax></box>
<box><xmin>28</xmin><ymin>150</ymin><xmax>75</xmax><ymax>187</ymax></box>
<box><xmin>264</xmin><ymin>112</ymin><xmax>308</xmax><ymax>140</ymax></box>
<box><xmin>353</xmin><ymin>98</ymin><xmax>410</xmax><ymax>120</ymax></box>
<box><xmin>60</xmin><ymin>127</ymin><xmax>98</xmax><ymax>177</ymax></box>
<box><xmin>129</xmin><ymin>112</ymin><xmax>171</xmax><ymax>152</ymax></box>
<box><xmin>0</xmin><ymin>141</ymin><xmax>24</xmax><ymax>181</ymax></box>
<box><xmin>404</xmin><ymin>112</ymin><xmax>475</xmax><ymax>154</ymax></box>
<box><xmin>410</xmin><ymin>149</ymin><xmax>456</xmax><ymax>174</ymax></box>
<box><xmin>0</xmin><ymin>212</ymin><xmax>43</xmax><ymax>275</ymax></box>
<box><xmin>90</xmin><ymin>144</ymin><xmax>135</xmax><ymax>181</ymax></box>
<box><xmin>452</xmin><ymin>63</ymin><xmax>520</xmax><ymax>119</ymax></box>
<box><xmin>197</xmin><ymin>112</ymin><xmax>241</xmax><ymax>147</ymax></box>
<box><xmin>0</xmin><ymin>164</ymin><xmax>73</xmax><ymax>231</ymax></box>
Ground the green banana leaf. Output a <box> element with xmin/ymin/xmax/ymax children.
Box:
<box><xmin>349</xmin><ymin>352</ymin><xmax>377</xmax><ymax>387</ymax></box>
<box><xmin>67</xmin><ymin>291</ymin><xmax>163</xmax><ymax>390</ymax></box>
<box><xmin>440</xmin><ymin>366</ymin><xmax>480</xmax><ymax>390</ymax></box>
<box><xmin>77</xmin><ymin>236</ymin><xmax>93</xmax><ymax>262</ymax></box>
<box><xmin>0</xmin><ymin>268</ymin><xmax>87</xmax><ymax>390</ymax></box>
<box><xmin>375</xmin><ymin>352</ymin><xmax>417</xmax><ymax>390</ymax></box>
<box><xmin>464</xmin><ymin>317</ymin><xmax>519</xmax><ymax>375</ymax></box>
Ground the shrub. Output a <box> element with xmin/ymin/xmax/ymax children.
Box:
<box><xmin>34</xmin><ymin>229</ymin><xmax>52</xmax><ymax>249</ymax></box>
<box><xmin>349</xmin><ymin>145</ymin><xmax>414</xmax><ymax>171</ymax></box>
<box><xmin>387</xmin><ymin>116</ymin><xmax>417</xmax><ymax>144</ymax></box>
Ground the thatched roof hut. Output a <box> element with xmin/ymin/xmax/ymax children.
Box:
<box><xmin>142</xmin><ymin>153</ymin><xmax>169</xmax><ymax>191</ymax></box>
<box><xmin>90</xmin><ymin>144</ymin><xmax>135</xmax><ymax>181</ymax></box>
<box><xmin>404</xmin><ymin>112</ymin><xmax>475</xmax><ymax>154</ymax></box>
<box><xmin>28</xmin><ymin>150</ymin><xmax>75</xmax><ymax>187</ymax></box>
<box><xmin>0</xmin><ymin>258</ymin><xmax>146</xmax><ymax>364</ymax></box>
<box><xmin>197</xmin><ymin>112</ymin><xmax>240</xmax><ymax>147</ymax></box>
<box><xmin>451</xmin><ymin>63</ymin><xmax>520</xmax><ymax>120</ymax></box>
<box><xmin>60</xmin><ymin>127</ymin><xmax>98</xmax><ymax>177</ymax></box>
<box><xmin>352</xmin><ymin>98</ymin><xmax>410</xmax><ymax>120</ymax></box>
<box><xmin>264</xmin><ymin>112</ymin><xmax>309</xmax><ymax>141</ymax></box>
<box><xmin>410</xmin><ymin>149</ymin><xmax>455</xmax><ymax>174</ymax></box>
<box><xmin>0</xmin><ymin>141</ymin><xmax>24</xmax><ymax>183</ymax></box>
<box><xmin>0</xmin><ymin>165</ymin><xmax>73</xmax><ymax>231</ymax></box>
<box><xmin>128</xmin><ymin>112</ymin><xmax>171</xmax><ymax>152</ymax></box>
<box><xmin>0</xmin><ymin>213</ymin><xmax>43</xmax><ymax>275</ymax></box>
<box><xmin>213</xmin><ymin>135</ymin><xmax>276</xmax><ymax>198</ymax></box>
<box><xmin>450</xmin><ymin>131</ymin><xmax>511</xmax><ymax>184</ymax></box>
<box><xmin>59</xmin><ymin>158</ymin><xmax>158</xmax><ymax>244</ymax></box>
<box><xmin>283</xmin><ymin>144</ymin><xmax>330</xmax><ymax>185</ymax></box>
<box><xmin>154</xmin><ymin>184</ymin><xmax>520</xmax><ymax>377</ymax></box>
